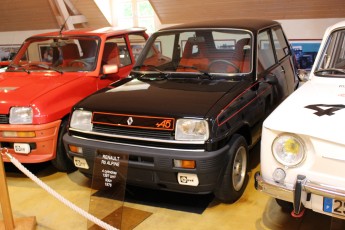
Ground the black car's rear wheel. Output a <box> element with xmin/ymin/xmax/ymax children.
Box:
<box><xmin>214</xmin><ymin>134</ymin><xmax>249</xmax><ymax>203</ymax></box>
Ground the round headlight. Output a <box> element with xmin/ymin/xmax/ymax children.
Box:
<box><xmin>272</xmin><ymin>134</ymin><xmax>305</xmax><ymax>167</ymax></box>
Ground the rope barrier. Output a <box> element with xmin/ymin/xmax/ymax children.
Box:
<box><xmin>0</xmin><ymin>148</ymin><xmax>118</xmax><ymax>230</ymax></box>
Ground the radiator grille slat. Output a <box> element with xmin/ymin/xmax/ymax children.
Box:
<box><xmin>0</xmin><ymin>114</ymin><xmax>9</xmax><ymax>124</ymax></box>
<box><xmin>92</xmin><ymin>124</ymin><xmax>174</xmax><ymax>140</ymax></box>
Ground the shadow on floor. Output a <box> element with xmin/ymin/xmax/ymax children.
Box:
<box><xmin>257</xmin><ymin>198</ymin><xmax>345</xmax><ymax>230</ymax></box>
<box><xmin>124</xmin><ymin>185</ymin><xmax>214</xmax><ymax>214</ymax></box>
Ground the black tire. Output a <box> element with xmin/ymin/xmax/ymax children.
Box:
<box><xmin>214</xmin><ymin>134</ymin><xmax>249</xmax><ymax>203</ymax></box>
<box><xmin>276</xmin><ymin>199</ymin><xmax>293</xmax><ymax>212</ymax></box>
<box><xmin>51</xmin><ymin>119</ymin><xmax>77</xmax><ymax>172</ymax></box>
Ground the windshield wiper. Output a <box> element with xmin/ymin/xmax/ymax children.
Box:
<box><xmin>135</xmin><ymin>64</ymin><xmax>169</xmax><ymax>80</ymax></box>
<box><xmin>9</xmin><ymin>63</ymin><xmax>63</xmax><ymax>74</ymax></box>
<box><xmin>175</xmin><ymin>65</ymin><xmax>213</xmax><ymax>80</ymax></box>
<box><xmin>32</xmin><ymin>63</ymin><xmax>64</xmax><ymax>74</ymax></box>
<box><xmin>314</xmin><ymin>68</ymin><xmax>345</xmax><ymax>75</ymax></box>
<box><xmin>7</xmin><ymin>63</ymin><xmax>30</xmax><ymax>73</ymax></box>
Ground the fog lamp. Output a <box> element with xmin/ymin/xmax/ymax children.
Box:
<box><xmin>68</xmin><ymin>145</ymin><xmax>83</xmax><ymax>154</ymax></box>
<box><xmin>2</xmin><ymin>131</ymin><xmax>36</xmax><ymax>138</ymax></box>
<box><xmin>173</xmin><ymin>159</ymin><xmax>196</xmax><ymax>169</ymax></box>
<box><xmin>272</xmin><ymin>168</ymin><xmax>286</xmax><ymax>183</ymax></box>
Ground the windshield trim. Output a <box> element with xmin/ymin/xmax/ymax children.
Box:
<box><xmin>134</xmin><ymin>28</ymin><xmax>254</xmax><ymax>75</ymax></box>
<box><xmin>314</xmin><ymin>28</ymin><xmax>345</xmax><ymax>78</ymax></box>
<box><xmin>10</xmin><ymin>35</ymin><xmax>101</xmax><ymax>73</ymax></box>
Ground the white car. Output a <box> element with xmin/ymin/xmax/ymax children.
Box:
<box><xmin>255</xmin><ymin>20</ymin><xmax>345</xmax><ymax>220</ymax></box>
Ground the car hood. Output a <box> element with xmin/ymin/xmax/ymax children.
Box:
<box><xmin>0</xmin><ymin>71</ymin><xmax>84</xmax><ymax>113</ymax></box>
<box><xmin>77</xmin><ymin>77</ymin><xmax>245</xmax><ymax>118</ymax></box>
<box><xmin>263</xmin><ymin>76</ymin><xmax>345</xmax><ymax>145</ymax></box>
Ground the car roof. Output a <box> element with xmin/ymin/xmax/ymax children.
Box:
<box><xmin>32</xmin><ymin>27</ymin><xmax>147</xmax><ymax>37</ymax></box>
<box><xmin>159</xmin><ymin>19</ymin><xmax>280</xmax><ymax>33</ymax></box>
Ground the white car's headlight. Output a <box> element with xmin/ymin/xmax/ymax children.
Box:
<box><xmin>272</xmin><ymin>134</ymin><xmax>305</xmax><ymax>167</ymax></box>
<box><xmin>175</xmin><ymin>119</ymin><xmax>209</xmax><ymax>141</ymax></box>
<box><xmin>70</xmin><ymin>110</ymin><xmax>93</xmax><ymax>131</ymax></box>
<box><xmin>9</xmin><ymin>107</ymin><xmax>33</xmax><ymax>124</ymax></box>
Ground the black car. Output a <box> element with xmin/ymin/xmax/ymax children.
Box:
<box><xmin>63</xmin><ymin>19</ymin><xmax>299</xmax><ymax>203</ymax></box>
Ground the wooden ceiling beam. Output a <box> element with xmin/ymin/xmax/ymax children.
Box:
<box><xmin>149</xmin><ymin>0</ymin><xmax>345</xmax><ymax>24</ymax></box>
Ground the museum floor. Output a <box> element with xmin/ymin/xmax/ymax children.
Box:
<box><xmin>1</xmin><ymin>144</ymin><xmax>345</xmax><ymax>230</ymax></box>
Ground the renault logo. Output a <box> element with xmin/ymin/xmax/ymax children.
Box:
<box><xmin>127</xmin><ymin>117</ymin><xmax>133</xmax><ymax>125</ymax></box>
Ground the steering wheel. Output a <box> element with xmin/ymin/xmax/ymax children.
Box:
<box><xmin>208</xmin><ymin>60</ymin><xmax>240</xmax><ymax>73</ymax></box>
<box><xmin>68</xmin><ymin>60</ymin><xmax>91</xmax><ymax>68</ymax></box>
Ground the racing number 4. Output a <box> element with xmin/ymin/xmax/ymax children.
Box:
<box><xmin>305</xmin><ymin>104</ymin><xmax>345</xmax><ymax>116</ymax></box>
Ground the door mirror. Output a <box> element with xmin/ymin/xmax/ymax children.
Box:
<box><xmin>297</xmin><ymin>69</ymin><xmax>310</xmax><ymax>82</ymax></box>
<box><xmin>103</xmin><ymin>64</ymin><xmax>118</xmax><ymax>75</ymax></box>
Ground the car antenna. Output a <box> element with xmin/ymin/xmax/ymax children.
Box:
<box><xmin>59</xmin><ymin>15</ymin><xmax>70</xmax><ymax>36</ymax></box>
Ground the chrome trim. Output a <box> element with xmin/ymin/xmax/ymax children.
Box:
<box><xmin>71</xmin><ymin>135</ymin><xmax>205</xmax><ymax>152</ymax></box>
<box><xmin>255</xmin><ymin>172</ymin><xmax>345</xmax><ymax>220</ymax></box>
<box><xmin>304</xmin><ymin>180</ymin><xmax>345</xmax><ymax>200</ymax></box>
<box><xmin>69</xmin><ymin>128</ymin><xmax>206</xmax><ymax>144</ymax></box>
<box><xmin>293</xmin><ymin>175</ymin><xmax>306</xmax><ymax>214</ymax></box>
<box><xmin>255</xmin><ymin>172</ymin><xmax>293</xmax><ymax>202</ymax></box>
<box><xmin>256</xmin><ymin>173</ymin><xmax>345</xmax><ymax>201</ymax></box>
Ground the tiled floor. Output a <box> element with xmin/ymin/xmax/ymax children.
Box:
<box><xmin>1</xmin><ymin>153</ymin><xmax>345</xmax><ymax>230</ymax></box>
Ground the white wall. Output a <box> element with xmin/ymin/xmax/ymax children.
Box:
<box><xmin>278</xmin><ymin>18</ymin><xmax>345</xmax><ymax>40</ymax></box>
<box><xmin>0</xmin><ymin>29</ymin><xmax>59</xmax><ymax>45</ymax></box>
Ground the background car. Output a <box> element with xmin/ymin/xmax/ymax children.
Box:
<box><xmin>0</xmin><ymin>27</ymin><xmax>148</xmax><ymax>171</ymax></box>
<box><xmin>64</xmin><ymin>19</ymin><xmax>298</xmax><ymax>203</ymax></box>
<box><xmin>255</xmin><ymin>20</ymin><xmax>345</xmax><ymax>219</ymax></box>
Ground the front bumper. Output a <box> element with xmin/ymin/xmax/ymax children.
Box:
<box><xmin>255</xmin><ymin>172</ymin><xmax>345</xmax><ymax>220</ymax></box>
<box><xmin>0</xmin><ymin>120</ymin><xmax>61</xmax><ymax>163</ymax></box>
<box><xmin>64</xmin><ymin>134</ymin><xmax>230</xmax><ymax>194</ymax></box>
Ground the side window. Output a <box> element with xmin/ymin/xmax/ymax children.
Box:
<box><xmin>128</xmin><ymin>34</ymin><xmax>147</xmax><ymax>61</ymax></box>
<box><xmin>104</xmin><ymin>36</ymin><xmax>130</xmax><ymax>67</ymax></box>
<box><xmin>272</xmin><ymin>26</ymin><xmax>289</xmax><ymax>61</ymax></box>
<box><xmin>258</xmin><ymin>30</ymin><xmax>275</xmax><ymax>74</ymax></box>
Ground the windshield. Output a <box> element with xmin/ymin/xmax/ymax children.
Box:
<box><xmin>134</xmin><ymin>29</ymin><xmax>252</xmax><ymax>75</ymax></box>
<box><xmin>315</xmin><ymin>29</ymin><xmax>345</xmax><ymax>77</ymax></box>
<box><xmin>7</xmin><ymin>36</ymin><xmax>99</xmax><ymax>73</ymax></box>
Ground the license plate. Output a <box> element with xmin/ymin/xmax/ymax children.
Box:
<box><xmin>13</xmin><ymin>143</ymin><xmax>30</xmax><ymax>154</ymax></box>
<box><xmin>324</xmin><ymin>197</ymin><xmax>345</xmax><ymax>216</ymax></box>
<box><xmin>73</xmin><ymin>157</ymin><xmax>89</xmax><ymax>169</ymax></box>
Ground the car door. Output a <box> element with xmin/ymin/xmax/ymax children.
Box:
<box><xmin>97</xmin><ymin>33</ymin><xmax>148</xmax><ymax>89</ymax></box>
<box><xmin>257</xmin><ymin>28</ymin><xmax>289</xmax><ymax>106</ymax></box>
<box><xmin>271</xmin><ymin>26</ymin><xmax>297</xmax><ymax>93</ymax></box>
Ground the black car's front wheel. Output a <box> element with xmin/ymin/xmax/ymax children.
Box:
<box><xmin>214</xmin><ymin>134</ymin><xmax>249</xmax><ymax>203</ymax></box>
<box><xmin>51</xmin><ymin>119</ymin><xmax>77</xmax><ymax>172</ymax></box>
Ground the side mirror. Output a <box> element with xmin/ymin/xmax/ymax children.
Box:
<box><xmin>297</xmin><ymin>69</ymin><xmax>310</xmax><ymax>82</ymax></box>
<box><xmin>103</xmin><ymin>64</ymin><xmax>118</xmax><ymax>75</ymax></box>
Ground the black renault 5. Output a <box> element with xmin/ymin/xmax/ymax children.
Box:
<box><xmin>63</xmin><ymin>19</ymin><xmax>299</xmax><ymax>203</ymax></box>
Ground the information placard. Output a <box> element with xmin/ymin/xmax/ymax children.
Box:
<box><xmin>88</xmin><ymin>150</ymin><xmax>128</xmax><ymax>230</ymax></box>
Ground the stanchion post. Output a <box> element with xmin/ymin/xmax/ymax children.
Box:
<box><xmin>0</xmin><ymin>150</ymin><xmax>15</xmax><ymax>230</ymax></box>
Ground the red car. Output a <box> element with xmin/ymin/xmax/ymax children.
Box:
<box><xmin>0</xmin><ymin>27</ymin><xmax>149</xmax><ymax>171</ymax></box>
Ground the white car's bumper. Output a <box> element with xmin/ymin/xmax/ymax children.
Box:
<box><xmin>255</xmin><ymin>172</ymin><xmax>345</xmax><ymax>220</ymax></box>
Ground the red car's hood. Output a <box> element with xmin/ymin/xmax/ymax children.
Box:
<box><xmin>0</xmin><ymin>71</ymin><xmax>84</xmax><ymax>113</ymax></box>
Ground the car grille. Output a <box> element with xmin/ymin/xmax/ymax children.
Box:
<box><xmin>92</xmin><ymin>124</ymin><xmax>174</xmax><ymax>140</ymax></box>
<box><xmin>70</xmin><ymin>112</ymin><xmax>205</xmax><ymax>150</ymax></box>
<box><xmin>0</xmin><ymin>114</ymin><xmax>9</xmax><ymax>124</ymax></box>
<box><xmin>91</xmin><ymin>112</ymin><xmax>176</xmax><ymax>140</ymax></box>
